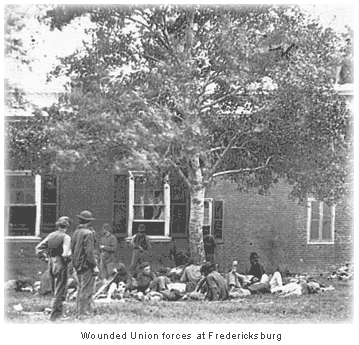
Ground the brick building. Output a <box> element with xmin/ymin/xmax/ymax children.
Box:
<box><xmin>5</xmin><ymin>85</ymin><xmax>353</xmax><ymax>280</ymax></box>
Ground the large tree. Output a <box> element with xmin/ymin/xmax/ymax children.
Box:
<box><xmin>5</xmin><ymin>5</ymin><xmax>51</xmax><ymax>172</ymax></box>
<box><xmin>18</xmin><ymin>5</ymin><xmax>352</xmax><ymax>263</ymax></box>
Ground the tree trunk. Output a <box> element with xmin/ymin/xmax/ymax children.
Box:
<box><xmin>187</xmin><ymin>157</ymin><xmax>206</xmax><ymax>265</ymax></box>
<box><xmin>188</xmin><ymin>185</ymin><xmax>206</xmax><ymax>265</ymax></box>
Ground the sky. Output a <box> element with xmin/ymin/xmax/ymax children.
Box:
<box><xmin>4</xmin><ymin>3</ymin><xmax>355</xmax><ymax>106</ymax></box>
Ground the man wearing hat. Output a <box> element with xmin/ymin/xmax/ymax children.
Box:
<box><xmin>99</xmin><ymin>223</ymin><xmax>118</xmax><ymax>282</ymax></box>
<box><xmin>131</xmin><ymin>224</ymin><xmax>152</xmax><ymax>277</ymax></box>
<box><xmin>71</xmin><ymin>210</ymin><xmax>99</xmax><ymax>318</ymax></box>
<box><xmin>36</xmin><ymin>216</ymin><xmax>72</xmax><ymax>321</ymax></box>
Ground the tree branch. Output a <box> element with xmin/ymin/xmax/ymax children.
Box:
<box><xmin>205</xmin><ymin>145</ymin><xmax>247</xmax><ymax>153</ymax></box>
<box><xmin>125</xmin><ymin>16</ymin><xmax>171</xmax><ymax>51</ymax></box>
<box><xmin>199</xmin><ymin>90</ymin><xmax>239</xmax><ymax>111</ymax></box>
<box><xmin>211</xmin><ymin>156</ymin><xmax>272</xmax><ymax>179</ymax></box>
<box><xmin>168</xmin><ymin>158</ymin><xmax>192</xmax><ymax>189</ymax></box>
<box><xmin>143</xmin><ymin>53</ymin><xmax>162</xmax><ymax>63</ymax></box>
<box><xmin>208</xmin><ymin>134</ymin><xmax>240</xmax><ymax>178</ymax></box>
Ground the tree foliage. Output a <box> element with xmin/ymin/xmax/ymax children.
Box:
<box><xmin>4</xmin><ymin>5</ymin><xmax>54</xmax><ymax>173</ymax></box>
<box><xmin>44</xmin><ymin>5</ymin><xmax>351</xmax><ymax>202</ymax></box>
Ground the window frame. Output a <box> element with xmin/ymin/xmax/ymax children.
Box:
<box><xmin>203</xmin><ymin>198</ymin><xmax>224</xmax><ymax>242</ymax></box>
<box><xmin>5</xmin><ymin>170</ymin><xmax>41</xmax><ymax>240</ymax></box>
<box><xmin>307</xmin><ymin>197</ymin><xmax>335</xmax><ymax>244</ymax></box>
<box><xmin>127</xmin><ymin>171</ymin><xmax>171</xmax><ymax>242</ymax></box>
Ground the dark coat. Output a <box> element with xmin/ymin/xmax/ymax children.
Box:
<box><xmin>248</xmin><ymin>263</ymin><xmax>265</xmax><ymax>280</ymax></box>
<box><xmin>206</xmin><ymin>270</ymin><xmax>229</xmax><ymax>301</ymax></box>
<box><xmin>71</xmin><ymin>224</ymin><xmax>97</xmax><ymax>273</ymax></box>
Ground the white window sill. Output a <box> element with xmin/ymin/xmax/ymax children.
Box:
<box><xmin>5</xmin><ymin>236</ymin><xmax>42</xmax><ymax>242</ymax></box>
<box><xmin>125</xmin><ymin>236</ymin><xmax>171</xmax><ymax>243</ymax></box>
<box><xmin>307</xmin><ymin>241</ymin><xmax>334</xmax><ymax>245</ymax></box>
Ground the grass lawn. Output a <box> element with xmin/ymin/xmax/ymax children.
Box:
<box><xmin>4</xmin><ymin>281</ymin><xmax>353</xmax><ymax>324</ymax></box>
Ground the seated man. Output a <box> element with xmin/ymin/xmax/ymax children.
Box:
<box><xmin>150</xmin><ymin>267</ymin><xmax>171</xmax><ymax>292</ymax></box>
<box><xmin>247</xmin><ymin>252</ymin><xmax>265</xmax><ymax>282</ymax></box>
<box><xmin>180</xmin><ymin>259</ymin><xmax>202</xmax><ymax>292</ymax></box>
<box><xmin>243</xmin><ymin>252</ymin><xmax>270</xmax><ymax>294</ymax></box>
<box><xmin>226</xmin><ymin>261</ymin><xmax>251</xmax><ymax>298</ymax></box>
<box><xmin>201</xmin><ymin>262</ymin><xmax>229</xmax><ymax>301</ymax></box>
<box><xmin>136</xmin><ymin>262</ymin><xmax>157</xmax><ymax>294</ymax></box>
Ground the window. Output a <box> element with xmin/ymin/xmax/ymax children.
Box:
<box><xmin>113</xmin><ymin>175</ymin><xmax>128</xmax><ymax>236</ymax></box>
<box><xmin>203</xmin><ymin>198</ymin><xmax>223</xmax><ymax>241</ymax></box>
<box><xmin>128</xmin><ymin>172</ymin><xmax>170</xmax><ymax>240</ymax></box>
<box><xmin>5</xmin><ymin>171</ymin><xmax>41</xmax><ymax>238</ymax></box>
<box><xmin>307</xmin><ymin>198</ymin><xmax>335</xmax><ymax>244</ymax></box>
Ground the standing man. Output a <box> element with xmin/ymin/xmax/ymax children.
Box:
<box><xmin>131</xmin><ymin>224</ymin><xmax>152</xmax><ymax>277</ymax></box>
<box><xmin>99</xmin><ymin>223</ymin><xmax>118</xmax><ymax>282</ymax></box>
<box><xmin>36</xmin><ymin>216</ymin><xmax>72</xmax><ymax>321</ymax></box>
<box><xmin>71</xmin><ymin>210</ymin><xmax>99</xmax><ymax>318</ymax></box>
<box><xmin>203</xmin><ymin>226</ymin><xmax>216</xmax><ymax>264</ymax></box>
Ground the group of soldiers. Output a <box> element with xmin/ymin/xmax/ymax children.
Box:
<box><xmin>35</xmin><ymin>210</ymin><xmax>149</xmax><ymax>321</ymax></box>
<box><xmin>35</xmin><ymin>209</ymin><xmax>219</xmax><ymax>321</ymax></box>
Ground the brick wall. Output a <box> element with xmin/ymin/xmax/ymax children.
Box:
<box><xmin>5</xmin><ymin>240</ymin><xmax>48</xmax><ymax>281</ymax></box>
<box><xmin>206</xmin><ymin>179</ymin><xmax>353</xmax><ymax>275</ymax></box>
<box><xmin>6</xmin><ymin>171</ymin><xmax>352</xmax><ymax>281</ymax></box>
<box><xmin>5</xmin><ymin>238</ymin><xmax>189</xmax><ymax>281</ymax></box>
<box><xmin>5</xmin><ymin>170</ymin><xmax>190</xmax><ymax>281</ymax></box>
<box><xmin>58</xmin><ymin>170</ymin><xmax>114</xmax><ymax>233</ymax></box>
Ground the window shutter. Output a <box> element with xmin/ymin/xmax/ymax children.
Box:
<box><xmin>113</xmin><ymin>175</ymin><xmax>128</xmax><ymax>235</ymax></box>
<box><xmin>42</xmin><ymin>175</ymin><xmax>58</xmax><ymax>235</ymax></box>
<box><xmin>170</xmin><ymin>176</ymin><xmax>188</xmax><ymax>235</ymax></box>
<box><xmin>213</xmin><ymin>200</ymin><xmax>224</xmax><ymax>240</ymax></box>
<box><xmin>309</xmin><ymin>200</ymin><xmax>320</xmax><ymax>240</ymax></box>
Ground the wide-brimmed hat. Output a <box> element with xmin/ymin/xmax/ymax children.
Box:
<box><xmin>77</xmin><ymin>210</ymin><xmax>95</xmax><ymax>221</ymax></box>
<box><xmin>56</xmin><ymin>216</ymin><xmax>71</xmax><ymax>228</ymax></box>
